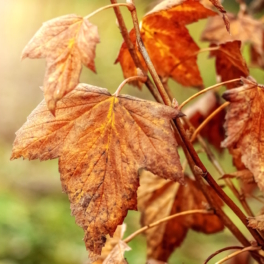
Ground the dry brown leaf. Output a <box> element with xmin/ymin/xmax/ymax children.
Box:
<box><xmin>209</xmin><ymin>41</ymin><xmax>249</xmax><ymax>89</ymax></box>
<box><xmin>209</xmin><ymin>0</ymin><xmax>230</xmax><ymax>33</ymax></box>
<box><xmin>116</xmin><ymin>0</ymin><xmax>217</xmax><ymax>89</ymax></box>
<box><xmin>202</xmin><ymin>12</ymin><xmax>263</xmax><ymax>55</ymax></box>
<box><xmin>184</xmin><ymin>91</ymin><xmax>225</xmax><ymax>151</ymax></box>
<box><xmin>248</xmin><ymin>215</ymin><xmax>264</xmax><ymax>230</ymax></box>
<box><xmin>222</xmin><ymin>77</ymin><xmax>264</xmax><ymax>191</ymax></box>
<box><xmin>11</xmin><ymin>83</ymin><xmax>183</xmax><ymax>257</ymax></box>
<box><xmin>22</xmin><ymin>14</ymin><xmax>100</xmax><ymax>113</ymax></box>
<box><xmin>93</xmin><ymin>224</ymin><xmax>127</xmax><ymax>264</ymax></box>
<box><xmin>138</xmin><ymin>171</ymin><xmax>224</xmax><ymax>261</ymax></box>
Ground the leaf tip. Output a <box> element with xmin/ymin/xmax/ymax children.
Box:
<box><xmin>47</xmin><ymin>99</ymin><xmax>57</xmax><ymax>116</ymax></box>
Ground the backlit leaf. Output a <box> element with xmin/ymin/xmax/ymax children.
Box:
<box><xmin>115</xmin><ymin>0</ymin><xmax>217</xmax><ymax>89</ymax></box>
<box><xmin>11</xmin><ymin>83</ymin><xmax>183</xmax><ymax>257</ymax></box>
<box><xmin>138</xmin><ymin>171</ymin><xmax>224</xmax><ymax>261</ymax></box>
<box><xmin>222</xmin><ymin>77</ymin><xmax>264</xmax><ymax>191</ymax></box>
<box><xmin>22</xmin><ymin>14</ymin><xmax>100</xmax><ymax>113</ymax></box>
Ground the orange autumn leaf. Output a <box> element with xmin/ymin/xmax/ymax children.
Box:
<box><xmin>202</xmin><ymin>12</ymin><xmax>263</xmax><ymax>54</ymax></box>
<box><xmin>209</xmin><ymin>41</ymin><xmax>249</xmax><ymax>88</ymax></box>
<box><xmin>184</xmin><ymin>91</ymin><xmax>225</xmax><ymax>151</ymax></box>
<box><xmin>11</xmin><ymin>83</ymin><xmax>184</xmax><ymax>257</ymax></box>
<box><xmin>115</xmin><ymin>0</ymin><xmax>217</xmax><ymax>89</ymax></box>
<box><xmin>138</xmin><ymin>171</ymin><xmax>224</xmax><ymax>262</ymax></box>
<box><xmin>22</xmin><ymin>14</ymin><xmax>100</xmax><ymax>113</ymax></box>
<box><xmin>222</xmin><ymin>77</ymin><xmax>264</xmax><ymax>191</ymax></box>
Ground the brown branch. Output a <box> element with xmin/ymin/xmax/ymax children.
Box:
<box><xmin>123</xmin><ymin>209</ymin><xmax>212</xmax><ymax>243</ymax></box>
<box><xmin>179</xmin><ymin>79</ymin><xmax>241</xmax><ymax>110</ymax></box>
<box><xmin>110</xmin><ymin>0</ymin><xmax>162</xmax><ymax>104</ymax></box>
<box><xmin>129</xmin><ymin>1</ymin><xmax>171</xmax><ymax>106</ymax></box>
<box><xmin>113</xmin><ymin>75</ymin><xmax>147</xmax><ymax>96</ymax></box>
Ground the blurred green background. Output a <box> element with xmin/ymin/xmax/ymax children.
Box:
<box><xmin>1</xmin><ymin>0</ymin><xmax>264</xmax><ymax>263</ymax></box>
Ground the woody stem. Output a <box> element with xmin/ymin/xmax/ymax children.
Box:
<box><xmin>110</xmin><ymin>0</ymin><xmax>163</xmax><ymax>103</ymax></box>
<box><xmin>123</xmin><ymin>209</ymin><xmax>212</xmax><ymax>243</ymax></box>
<box><xmin>113</xmin><ymin>76</ymin><xmax>147</xmax><ymax>96</ymax></box>
<box><xmin>179</xmin><ymin>79</ymin><xmax>241</xmax><ymax>110</ymax></box>
<box><xmin>84</xmin><ymin>3</ymin><xmax>133</xmax><ymax>19</ymax></box>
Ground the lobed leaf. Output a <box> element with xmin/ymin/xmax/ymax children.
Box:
<box><xmin>22</xmin><ymin>14</ymin><xmax>100</xmax><ymax>113</ymax></box>
<box><xmin>222</xmin><ymin>77</ymin><xmax>264</xmax><ymax>191</ymax></box>
<box><xmin>11</xmin><ymin>83</ymin><xmax>183</xmax><ymax>256</ymax></box>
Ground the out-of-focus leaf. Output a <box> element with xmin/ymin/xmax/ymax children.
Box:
<box><xmin>202</xmin><ymin>12</ymin><xmax>263</xmax><ymax>56</ymax></box>
<box><xmin>138</xmin><ymin>171</ymin><xmax>224</xmax><ymax>262</ymax></box>
<box><xmin>248</xmin><ymin>215</ymin><xmax>264</xmax><ymax>230</ymax></box>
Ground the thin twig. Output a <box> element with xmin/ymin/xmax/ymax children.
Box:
<box><xmin>204</xmin><ymin>246</ymin><xmax>244</xmax><ymax>264</ymax></box>
<box><xmin>113</xmin><ymin>76</ymin><xmax>147</xmax><ymax>96</ymax></box>
<box><xmin>190</xmin><ymin>102</ymin><xmax>230</xmax><ymax>142</ymax></box>
<box><xmin>123</xmin><ymin>209</ymin><xmax>212</xmax><ymax>243</ymax></box>
<box><xmin>179</xmin><ymin>79</ymin><xmax>241</xmax><ymax>110</ymax></box>
<box><xmin>216</xmin><ymin>246</ymin><xmax>261</xmax><ymax>264</ymax></box>
<box><xmin>110</xmin><ymin>0</ymin><xmax>163</xmax><ymax>104</ymax></box>
<box><xmin>85</xmin><ymin>3</ymin><xmax>132</xmax><ymax>19</ymax></box>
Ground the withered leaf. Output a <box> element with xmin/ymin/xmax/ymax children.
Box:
<box><xmin>209</xmin><ymin>41</ymin><xmax>249</xmax><ymax>89</ymax></box>
<box><xmin>93</xmin><ymin>224</ymin><xmax>127</xmax><ymax>264</ymax></box>
<box><xmin>138</xmin><ymin>171</ymin><xmax>224</xmax><ymax>261</ymax></box>
<box><xmin>248</xmin><ymin>215</ymin><xmax>264</xmax><ymax>231</ymax></box>
<box><xmin>184</xmin><ymin>91</ymin><xmax>225</xmax><ymax>151</ymax></box>
<box><xmin>202</xmin><ymin>12</ymin><xmax>263</xmax><ymax>54</ymax></box>
<box><xmin>116</xmin><ymin>0</ymin><xmax>217</xmax><ymax>89</ymax></box>
<box><xmin>22</xmin><ymin>14</ymin><xmax>100</xmax><ymax>113</ymax></box>
<box><xmin>222</xmin><ymin>77</ymin><xmax>264</xmax><ymax>191</ymax></box>
<box><xmin>11</xmin><ymin>83</ymin><xmax>183</xmax><ymax>256</ymax></box>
